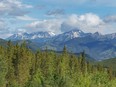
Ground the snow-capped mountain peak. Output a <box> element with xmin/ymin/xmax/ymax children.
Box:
<box><xmin>65</xmin><ymin>29</ymin><xmax>85</xmax><ymax>38</ymax></box>
<box><xmin>52</xmin><ymin>29</ymin><xmax>86</xmax><ymax>42</ymax></box>
<box><xmin>7</xmin><ymin>29</ymin><xmax>116</xmax><ymax>42</ymax></box>
<box><xmin>7</xmin><ymin>32</ymin><xmax>29</xmax><ymax>40</ymax></box>
<box><xmin>7</xmin><ymin>31</ymin><xmax>55</xmax><ymax>41</ymax></box>
<box><xmin>105</xmin><ymin>33</ymin><xmax>116</xmax><ymax>39</ymax></box>
<box><xmin>47</xmin><ymin>31</ymin><xmax>56</xmax><ymax>36</ymax></box>
<box><xmin>30</xmin><ymin>31</ymin><xmax>55</xmax><ymax>38</ymax></box>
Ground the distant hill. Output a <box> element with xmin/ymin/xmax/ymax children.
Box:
<box><xmin>74</xmin><ymin>53</ymin><xmax>96</xmax><ymax>62</ymax></box>
<box><xmin>49</xmin><ymin>50</ymin><xmax>96</xmax><ymax>62</ymax></box>
<box><xmin>97</xmin><ymin>58</ymin><xmax>116</xmax><ymax>71</ymax></box>
<box><xmin>0</xmin><ymin>39</ymin><xmax>8</xmax><ymax>47</ymax></box>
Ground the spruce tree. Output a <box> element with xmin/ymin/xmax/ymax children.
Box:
<box><xmin>0</xmin><ymin>47</ymin><xmax>7</xmax><ymax>87</ymax></box>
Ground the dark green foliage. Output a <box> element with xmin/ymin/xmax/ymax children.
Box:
<box><xmin>0</xmin><ymin>46</ymin><xmax>7</xmax><ymax>87</ymax></box>
<box><xmin>98</xmin><ymin>58</ymin><xmax>116</xmax><ymax>71</ymax></box>
<box><xmin>0</xmin><ymin>42</ymin><xmax>115</xmax><ymax>87</ymax></box>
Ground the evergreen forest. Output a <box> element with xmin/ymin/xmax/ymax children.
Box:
<box><xmin>0</xmin><ymin>41</ymin><xmax>116</xmax><ymax>87</ymax></box>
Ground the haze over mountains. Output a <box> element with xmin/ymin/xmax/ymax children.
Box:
<box><xmin>6</xmin><ymin>29</ymin><xmax>116</xmax><ymax>61</ymax></box>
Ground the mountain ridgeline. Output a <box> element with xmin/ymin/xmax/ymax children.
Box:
<box><xmin>7</xmin><ymin>29</ymin><xmax>116</xmax><ymax>60</ymax></box>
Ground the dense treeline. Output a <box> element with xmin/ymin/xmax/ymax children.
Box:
<box><xmin>97</xmin><ymin>58</ymin><xmax>116</xmax><ymax>72</ymax></box>
<box><xmin>0</xmin><ymin>41</ymin><xmax>116</xmax><ymax>87</ymax></box>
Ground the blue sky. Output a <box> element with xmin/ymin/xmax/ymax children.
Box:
<box><xmin>0</xmin><ymin>0</ymin><xmax>116</xmax><ymax>38</ymax></box>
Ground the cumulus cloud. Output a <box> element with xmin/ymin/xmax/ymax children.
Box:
<box><xmin>62</xmin><ymin>13</ymin><xmax>116</xmax><ymax>34</ymax></box>
<box><xmin>2</xmin><ymin>12</ymin><xmax>116</xmax><ymax>38</ymax></box>
<box><xmin>24</xmin><ymin>13</ymin><xmax>116</xmax><ymax>35</ymax></box>
<box><xmin>65</xmin><ymin>13</ymin><xmax>103</xmax><ymax>27</ymax></box>
<box><xmin>0</xmin><ymin>0</ymin><xmax>32</xmax><ymax>16</ymax></box>
<box><xmin>25</xmin><ymin>19</ymin><xmax>63</xmax><ymax>34</ymax></box>
<box><xmin>0</xmin><ymin>0</ymin><xmax>116</xmax><ymax>39</ymax></box>
<box><xmin>61</xmin><ymin>13</ymin><xmax>105</xmax><ymax>33</ymax></box>
<box><xmin>0</xmin><ymin>0</ymin><xmax>33</xmax><ymax>38</ymax></box>
<box><xmin>23</xmin><ymin>13</ymin><xmax>114</xmax><ymax>34</ymax></box>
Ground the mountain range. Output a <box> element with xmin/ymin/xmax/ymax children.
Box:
<box><xmin>6</xmin><ymin>29</ymin><xmax>116</xmax><ymax>60</ymax></box>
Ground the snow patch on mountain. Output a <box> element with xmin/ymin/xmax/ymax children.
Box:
<box><xmin>7</xmin><ymin>31</ymin><xmax>56</xmax><ymax>40</ymax></box>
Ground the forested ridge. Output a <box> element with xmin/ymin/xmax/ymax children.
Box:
<box><xmin>97</xmin><ymin>58</ymin><xmax>116</xmax><ymax>72</ymax></box>
<box><xmin>0</xmin><ymin>41</ymin><xmax>116</xmax><ymax>87</ymax></box>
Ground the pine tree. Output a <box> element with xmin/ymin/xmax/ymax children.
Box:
<box><xmin>6</xmin><ymin>40</ymin><xmax>16</xmax><ymax>87</ymax></box>
<box><xmin>80</xmin><ymin>51</ymin><xmax>87</xmax><ymax>75</ymax></box>
<box><xmin>107</xmin><ymin>67</ymin><xmax>113</xmax><ymax>80</ymax></box>
<box><xmin>16</xmin><ymin>43</ymin><xmax>33</xmax><ymax>87</ymax></box>
<box><xmin>0</xmin><ymin>46</ymin><xmax>7</xmax><ymax>87</ymax></box>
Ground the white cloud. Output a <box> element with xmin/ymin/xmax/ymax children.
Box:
<box><xmin>0</xmin><ymin>20</ymin><xmax>9</xmax><ymax>31</ymax></box>
<box><xmin>0</xmin><ymin>0</ymin><xmax>32</xmax><ymax>16</ymax></box>
<box><xmin>65</xmin><ymin>13</ymin><xmax>116</xmax><ymax>34</ymax></box>
<box><xmin>16</xmin><ymin>15</ymin><xmax>37</xmax><ymax>21</ymax></box>
<box><xmin>1</xmin><ymin>13</ymin><xmax>115</xmax><ymax>38</ymax></box>
<box><xmin>25</xmin><ymin>19</ymin><xmax>63</xmax><ymax>34</ymax></box>
<box><xmin>61</xmin><ymin>13</ymin><xmax>106</xmax><ymax>34</ymax></box>
<box><xmin>0</xmin><ymin>20</ymin><xmax>11</xmax><ymax>38</ymax></box>
<box><xmin>78</xmin><ymin>13</ymin><xmax>103</xmax><ymax>26</ymax></box>
<box><xmin>0</xmin><ymin>20</ymin><xmax>5</xmax><ymax>29</ymax></box>
<box><xmin>0</xmin><ymin>0</ymin><xmax>34</xmax><ymax>38</ymax></box>
<box><xmin>61</xmin><ymin>13</ymin><xmax>106</xmax><ymax>33</ymax></box>
<box><xmin>23</xmin><ymin>13</ymin><xmax>116</xmax><ymax>35</ymax></box>
<box><xmin>65</xmin><ymin>13</ymin><xmax>102</xmax><ymax>27</ymax></box>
